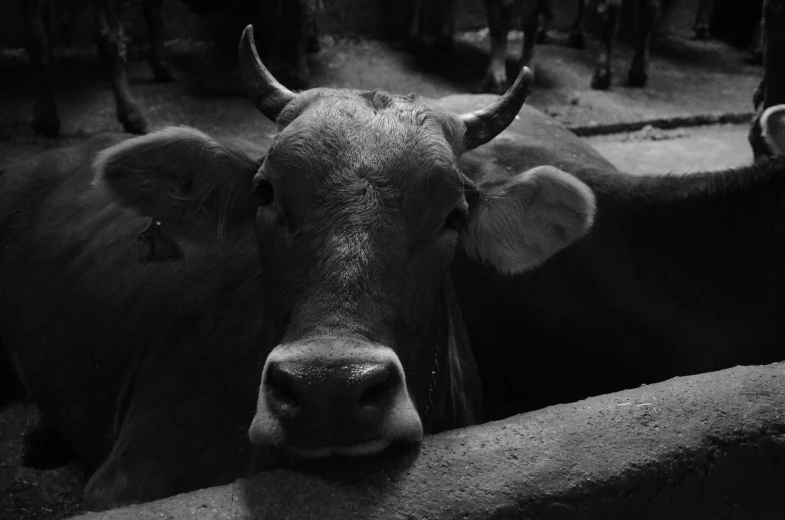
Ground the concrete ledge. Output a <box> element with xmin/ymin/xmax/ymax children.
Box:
<box><xmin>73</xmin><ymin>363</ymin><xmax>785</xmax><ymax>520</ymax></box>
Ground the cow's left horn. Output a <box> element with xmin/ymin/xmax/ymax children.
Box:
<box><xmin>239</xmin><ymin>25</ymin><xmax>297</xmax><ymax>122</ymax></box>
<box><xmin>459</xmin><ymin>67</ymin><xmax>533</xmax><ymax>151</ymax></box>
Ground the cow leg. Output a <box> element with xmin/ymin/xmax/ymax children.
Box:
<box><xmin>93</xmin><ymin>0</ymin><xmax>147</xmax><ymax>134</ymax></box>
<box><xmin>590</xmin><ymin>0</ymin><xmax>621</xmax><ymax>90</ymax></box>
<box><xmin>750</xmin><ymin>0</ymin><xmax>785</xmax><ymax>160</ymax></box>
<box><xmin>20</xmin><ymin>0</ymin><xmax>60</xmax><ymax>137</ymax></box>
<box><xmin>22</xmin><ymin>406</ymin><xmax>78</xmax><ymax>469</ymax></box>
<box><xmin>745</xmin><ymin>18</ymin><xmax>764</xmax><ymax>64</ymax></box>
<box><xmin>141</xmin><ymin>0</ymin><xmax>175</xmax><ymax>82</ymax></box>
<box><xmin>693</xmin><ymin>0</ymin><xmax>713</xmax><ymax>39</ymax></box>
<box><xmin>435</xmin><ymin>0</ymin><xmax>456</xmax><ymax>50</ymax></box>
<box><xmin>520</xmin><ymin>0</ymin><xmax>542</xmax><ymax>72</ymax></box>
<box><xmin>627</xmin><ymin>0</ymin><xmax>659</xmax><ymax>87</ymax></box>
<box><xmin>569</xmin><ymin>0</ymin><xmax>587</xmax><ymax>49</ymax></box>
<box><xmin>481</xmin><ymin>0</ymin><xmax>514</xmax><ymax>94</ymax></box>
<box><xmin>537</xmin><ymin>0</ymin><xmax>554</xmax><ymax>43</ymax></box>
<box><xmin>306</xmin><ymin>4</ymin><xmax>320</xmax><ymax>53</ymax></box>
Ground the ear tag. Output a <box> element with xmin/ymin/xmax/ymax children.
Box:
<box><xmin>137</xmin><ymin>218</ymin><xmax>184</xmax><ymax>264</ymax></box>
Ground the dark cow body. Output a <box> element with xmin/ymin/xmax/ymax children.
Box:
<box><xmin>447</xmin><ymin>98</ymin><xmax>785</xmax><ymax>418</ymax></box>
<box><xmin>1</xmin><ymin>26</ymin><xmax>597</xmax><ymax>509</ymax></box>
<box><xmin>481</xmin><ymin>0</ymin><xmax>715</xmax><ymax>93</ymax></box>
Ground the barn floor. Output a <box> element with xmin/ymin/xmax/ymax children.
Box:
<box><xmin>0</xmin><ymin>10</ymin><xmax>767</xmax><ymax>519</ymax></box>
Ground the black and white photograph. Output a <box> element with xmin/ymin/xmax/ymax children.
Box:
<box><xmin>1</xmin><ymin>0</ymin><xmax>784</xmax><ymax>518</ymax></box>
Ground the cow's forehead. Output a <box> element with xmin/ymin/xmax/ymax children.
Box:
<box><xmin>262</xmin><ymin>89</ymin><xmax>465</xmax><ymax>215</ymax></box>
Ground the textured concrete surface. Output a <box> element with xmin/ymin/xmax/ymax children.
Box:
<box><xmin>72</xmin><ymin>362</ymin><xmax>785</xmax><ymax>520</ymax></box>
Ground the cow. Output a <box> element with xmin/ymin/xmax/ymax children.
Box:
<box><xmin>18</xmin><ymin>0</ymin><xmax>318</xmax><ymax>138</ymax></box>
<box><xmin>0</xmin><ymin>25</ymin><xmax>597</xmax><ymax>510</ymax></box>
<box><xmin>481</xmin><ymin>0</ymin><xmax>716</xmax><ymax>93</ymax></box>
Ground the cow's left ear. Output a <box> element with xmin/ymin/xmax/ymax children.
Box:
<box><xmin>93</xmin><ymin>127</ymin><xmax>260</xmax><ymax>241</ymax></box>
<box><xmin>761</xmin><ymin>104</ymin><xmax>785</xmax><ymax>157</ymax></box>
<box><xmin>461</xmin><ymin>166</ymin><xmax>596</xmax><ymax>274</ymax></box>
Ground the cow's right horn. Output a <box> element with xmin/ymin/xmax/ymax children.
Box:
<box><xmin>239</xmin><ymin>25</ymin><xmax>297</xmax><ymax>122</ymax></box>
<box><xmin>459</xmin><ymin>67</ymin><xmax>533</xmax><ymax>151</ymax></box>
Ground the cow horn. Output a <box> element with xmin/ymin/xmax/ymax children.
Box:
<box><xmin>238</xmin><ymin>25</ymin><xmax>297</xmax><ymax>122</ymax></box>
<box><xmin>459</xmin><ymin>67</ymin><xmax>533</xmax><ymax>151</ymax></box>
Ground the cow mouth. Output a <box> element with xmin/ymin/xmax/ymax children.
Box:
<box><xmin>285</xmin><ymin>439</ymin><xmax>393</xmax><ymax>459</ymax></box>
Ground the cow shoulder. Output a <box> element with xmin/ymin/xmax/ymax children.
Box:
<box><xmin>462</xmin><ymin>165</ymin><xmax>596</xmax><ymax>274</ymax></box>
<box><xmin>761</xmin><ymin>104</ymin><xmax>785</xmax><ymax>157</ymax></box>
<box><xmin>93</xmin><ymin>127</ymin><xmax>261</xmax><ymax>241</ymax></box>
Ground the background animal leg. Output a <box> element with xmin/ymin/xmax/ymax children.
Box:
<box><xmin>693</xmin><ymin>0</ymin><xmax>713</xmax><ymax>39</ymax></box>
<box><xmin>93</xmin><ymin>0</ymin><xmax>148</xmax><ymax>134</ymax></box>
<box><xmin>20</xmin><ymin>0</ymin><xmax>60</xmax><ymax>137</ymax></box>
<box><xmin>481</xmin><ymin>0</ymin><xmax>514</xmax><ymax>93</ymax></box>
<box><xmin>537</xmin><ymin>0</ymin><xmax>554</xmax><ymax>43</ymax></box>
<box><xmin>142</xmin><ymin>0</ymin><xmax>175</xmax><ymax>82</ymax></box>
<box><xmin>745</xmin><ymin>18</ymin><xmax>764</xmax><ymax>64</ymax></box>
<box><xmin>590</xmin><ymin>0</ymin><xmax>620</xmax><ymax>89</ymax></box>
<box><xmin>520</xmin><ymin>0</ymin><xmax>542</xmax><ymax>74</ymax></box>
<box><xmin>435</xmin><ymin>0</ymin><xmax>456</xmax><ymax>50</ymax></box>
<box><xmin>567</xmin><ymin>0</ymin><xmax>587</xmax><ymax>48</ymax></box>
<box><xmin>627</xmin><ymin>0</ymin><xmax>659</xmax><ymax>87</ymax></box>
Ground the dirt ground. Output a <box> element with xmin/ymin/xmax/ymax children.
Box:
<box><xmin>0</xmin><ymin>5</ymin><xmax>767</xmax><ymax>518</ymax></box>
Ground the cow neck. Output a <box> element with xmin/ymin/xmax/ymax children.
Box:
<box><xmin>421</xmin><ymin>276</ymin><xmax>454</xmax><ymax>433</ymax></box>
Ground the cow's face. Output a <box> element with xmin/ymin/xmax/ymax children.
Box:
<box><xmin>250</xmin><ymin>90</ymin><xmax>470</xmax><ymax>456</ymax></box>
<box><xmin>93</xmin><ymin>25</ymin><xmax>596</xmax><ymax>464</ymax></box>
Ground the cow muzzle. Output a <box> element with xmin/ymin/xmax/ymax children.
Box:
<box><xmin>249</xmin><ymin>338</ymin><xmax>423</xmax><ymax>458</ymax></box>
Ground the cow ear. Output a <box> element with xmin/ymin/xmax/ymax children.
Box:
<box><xmin>761</xmin><ymin>105</ymin><xmax>785</xmax><ymax>157</ymax></box>
<box><xmin>462</xmin><ymin>166</ymin><xmax>596</xmax><ymax>274</ymax></box>
<box><xmin>93</xmin><ymin>127</ymin><xmax>260</xmax><ymax>241</ymax></box>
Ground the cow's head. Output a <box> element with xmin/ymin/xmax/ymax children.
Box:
<box><xmin>94</xmin><ymin>26</ymin><xmax>596</xmax><ymax>463</ymax></box>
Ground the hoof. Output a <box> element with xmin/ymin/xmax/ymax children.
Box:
<box><xmin>120</xmin><ymin>111</ymin><xmax>148</xmax><ymax>135</ymax></box>
<box><xmin>307</xmin><ymin>35</ymin><xmax>321</xmax><ymax>54</ymax></box>
<box><xmin>479</xmin><ymin>74</ymin><xmax>508</xmax><ymax>94</ymax></box>
<box><xmin>31</xmin><ymin>115</ymin><xmax>61</xmax><ymax>138</ymax></box>
<box><xmin>744</xmin><ymin>49</ymin><xmax>763</xmax><ymax>65</ymax></box>
<box><xmin>152</xmin><ymin>61</ymin><xmax>177</xmax><ymax>83</ymax></box>
<box><xmin>434</xmin><ymin>35</ymin><xmax>455</xmax><ymax>52</ymax></box>
<box><xmin>693</xmin><ymin>24</ymin><xmax>710</xmax><ymax>40</ymax></box>
<box><xmin>568</xmin><ymin>31</ymin><xmax>586</xmax><ymax>50</ymax></box>
<box><xmin>590</xmin><ymin>70</ymin><xmax>611</xmax><ymax>90</ymax></box>
<box><xmin>627</xmin><ymin>68</ymin><xmax>648</xmax><ymax>88</ymax></box>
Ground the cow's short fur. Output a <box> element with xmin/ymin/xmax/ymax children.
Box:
<box><xmin>1</xmin><ymin>86</ymin><xmax>594</xmax><ymax>509</ymax></box>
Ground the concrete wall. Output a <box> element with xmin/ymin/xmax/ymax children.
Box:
<box><xmin>73</xmin><ymin>362</ymin><xmax>785</xmax><ymax>520</ymax></box>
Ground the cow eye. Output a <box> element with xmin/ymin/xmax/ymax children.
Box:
<box><xmin>443</xmin><ymin>208</ymin><xmax>466</xmax><ymax>231</ymax></box>
<box><xmin>255</xmin><ymin>179</ymin><xmax>275</xmax><ymax>206</ymax></box>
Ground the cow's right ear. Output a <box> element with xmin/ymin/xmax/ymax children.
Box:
<box><xmin>461</xmin><ymin>166</ymin><xmax>596</xmax><ymax>274</ymax></box>
<box><xmin>93</xmin><ymin>127</ymin><xmax>260</xmax><ymax>241</ymax></box>
<box><xmin>761</xmin><ymin>105</ymin><xmax>785</xmax><ymax>157</ymax></box>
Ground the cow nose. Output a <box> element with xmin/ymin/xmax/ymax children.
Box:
<box><xmin>250</xmin><ymin>342</ymin><xmax>423</xmax><ymax>456</ymax></box>
<box><xmin>266</xmin><ymin>361</ymin><xmax>394</xmax><ymax>421</ymax></box>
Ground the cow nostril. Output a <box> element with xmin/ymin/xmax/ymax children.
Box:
<box><xmin>267</xmin><ymin>373</ymin><xmax>300</xmax><ymax>409</ymax></box>
<box><xmin>358</xmin><ymin>372</ymin><xmax>392</xmax><ymax>409</ymax></box>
